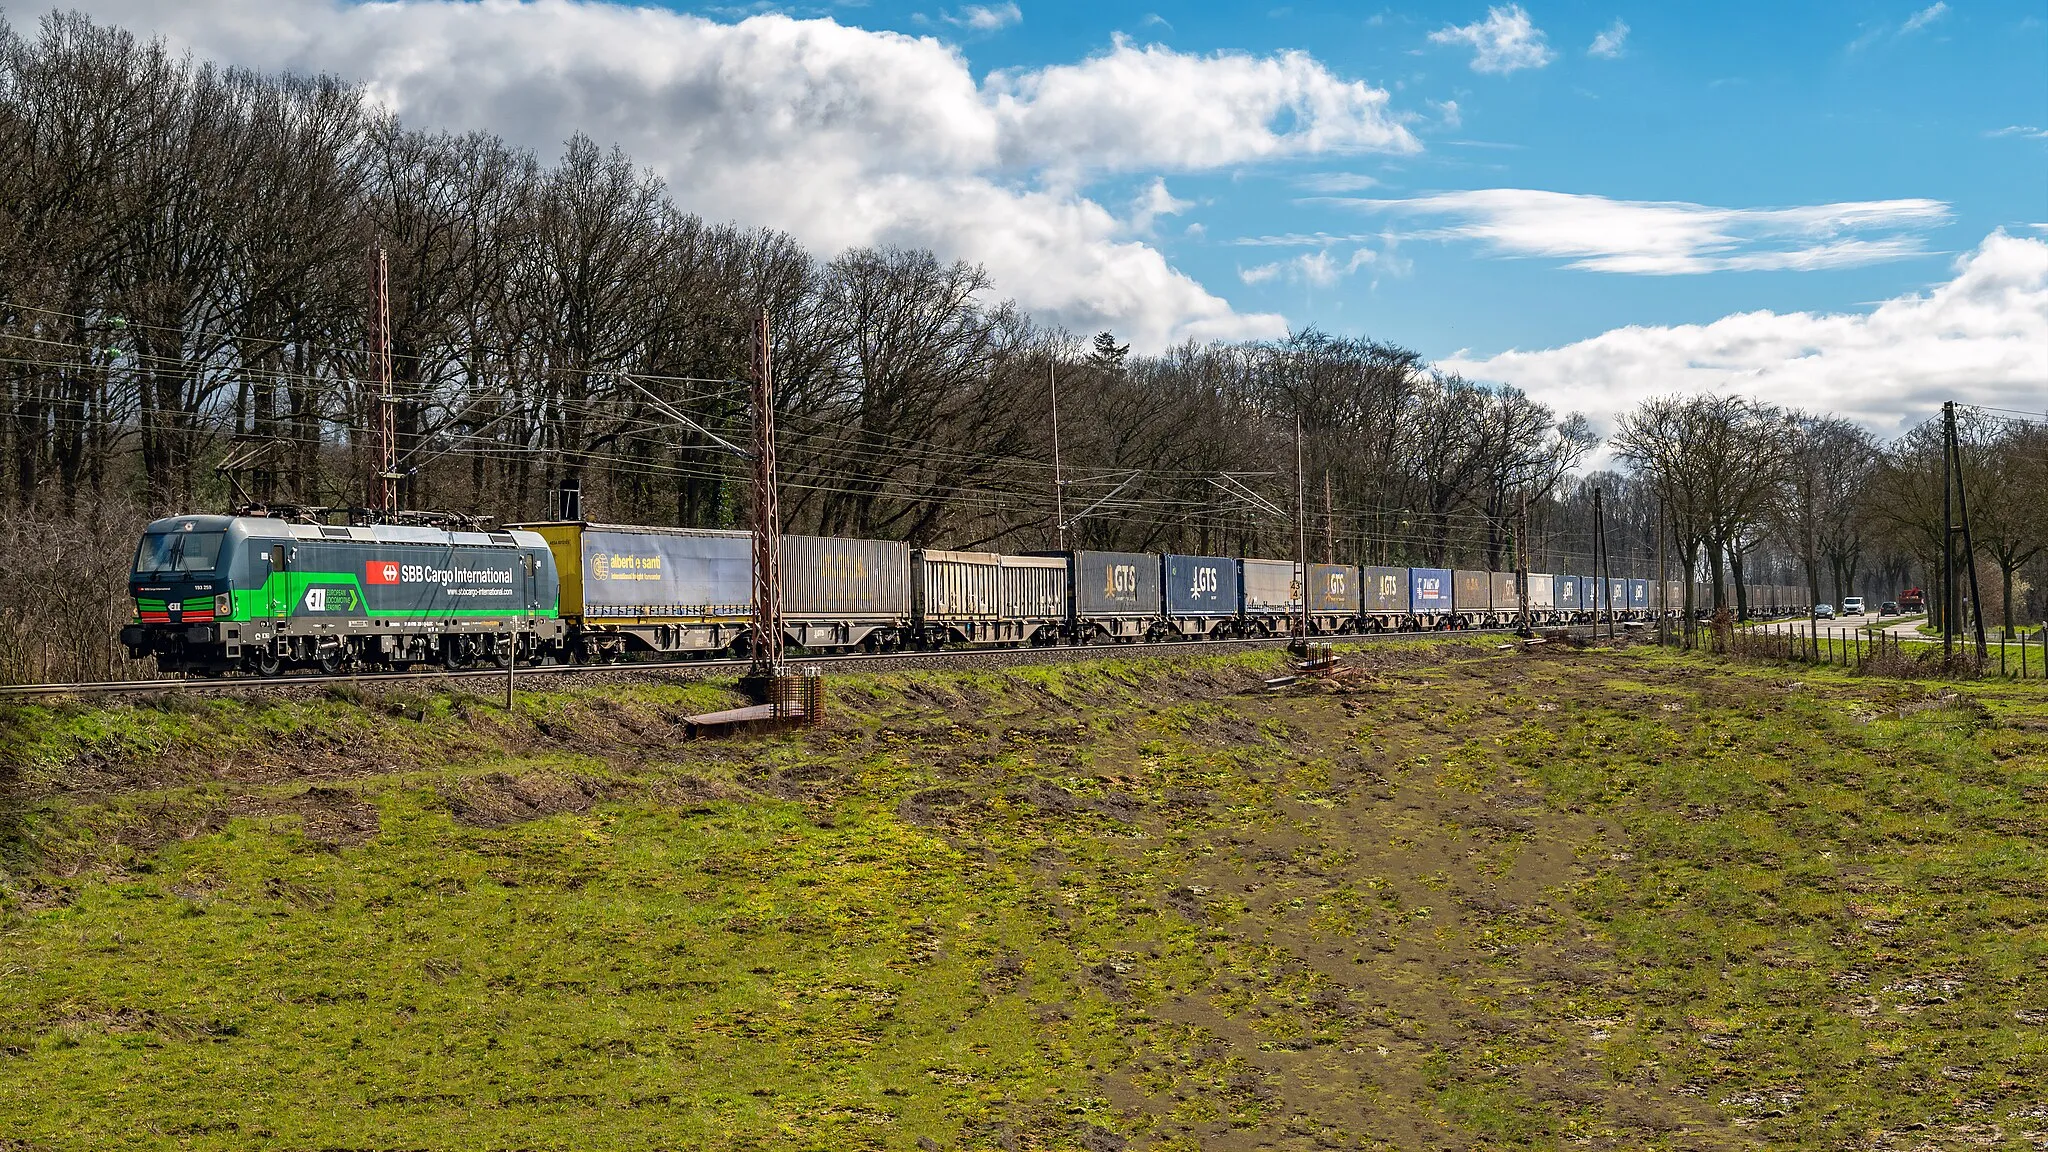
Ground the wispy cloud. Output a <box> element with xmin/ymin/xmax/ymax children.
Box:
<box><xmin>945</xmin><ymin>2</ymin><xmax>1021</xmax><ymax>32</ymax></box>
<box><xmin>1240</xmin><ymin>248</ymin><xmax>1378</xmax><ymax>287</ymax></box>
<box><xmin>1987</xmin><ymin>125</ymin><xmax>2048</xmax><ymax>140</ymax></box>
<box><xmin>1587</xmin><ymin>18</ymin><xmax>1628</xmax><ymax>58</ymax></box>
<box><xmin>1427</xmin><ymin>5</ymin><xmax>1554</xmax><ymax>74</ymax></box>
<box><xmin>1332</xmin><ymin>189</ymin><xmax>1951</xmax><ymax>274</ymax></box>
<box><xmin>1900</xmin><ymin>2</ymin><xmax>1947</xmax><ymax>34</ymax></box>
<box><xmin>1294</xmin><ymin>172</ymin><xmax>1380</xmax><ymax>193</ymax></box>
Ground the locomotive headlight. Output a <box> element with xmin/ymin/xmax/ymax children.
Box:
<box><xmin>215</xmin><ymin>592</ymin><xmax>232</xmax><ymax>615</ymax></box>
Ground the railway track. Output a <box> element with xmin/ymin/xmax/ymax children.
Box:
<box><xmin>0</xmin><ymin>627</ymin><xmax>1531</xmax><ymax>699</ymax></box>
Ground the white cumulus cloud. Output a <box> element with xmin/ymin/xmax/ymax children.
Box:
<box><xmin>1428</xmin><ymin>5</ymin><xmax>1555</xmax><ymax>74</ymax></box>
<box><xmin>66</xmin><ymin>0</ymin><xmax>1420</xmax><ymax>350</ymax></box>
<box><xmin>1588</xmin><ymin>18</ymin><xmax>1628</xmax><ymax>58</ymax></box>
<box><xmin>1337</xmin><ymin>188</ymin><xmax>1951</xmax><ymax>274</ymax></box>
<box><xmin>1439</xmin><ymin>230</ymin><xmax>2048</xmax><ymax>442</ymax></box>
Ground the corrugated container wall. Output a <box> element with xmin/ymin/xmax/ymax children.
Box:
<box><xmin>1002</xmin><ymin>556</ymin><xmax>1067</xmax><ymax>620</ymax></box>
<box><xmin>782</xmin><ymin>535</ymin><xmax>910</xmax><ymax>618</ymax></box>
<box><xmin>1411</xmin><ymin>568</ymin><xmax>1453</xmax><ymax>613</ymax></box>
<box><xmin>915</xmin><ymin>550</ymin><xmax>1001</xmax><ymax>620</ymax></box>
<box><xmin>1309</xmin><ymin>563</ymin><xmax>1360</xmax><ymax>615</ymax></box>
<box><xmin>1165</xmin><ymin>555</ymin><xmax>1241</xmax><ymax>617</ymax></box>
<box><xmin>1629</xmin><ymin>579</ymin><xmax>1650</xmax><ymax>609</ymax></box>
<box><xmin>1072</xmin><ymin>551</ymin><xmax>1161</xmax><ymax>617</ymax></box>
<box><xmin>1362</xmin><ymin>566</ymin><xmax>1409</xmax><ymax>613</ymax></box>
<box><xmin>1454</xmin><ymin>570</ymin><xmax>1492</xmax><ymax>613</ymax></box>
<box><xmin>1528</xmin><ymin>573</ymin><xmax>1555</xmax><ymax>610</ymax></box>
<box><xmin>1556</xmin><ymin>574</ymin><xmax>1581</xmax><ymax>610</ymax></box>
<box><xmin>1241</xmin><ymin>559</ymin><xmax>1301</xmax><ymax>613</ymax></box>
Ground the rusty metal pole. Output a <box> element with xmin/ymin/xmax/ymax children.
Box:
<box><xmin>749</xmin><ymin>309</ymin><xmax>785</xmax><ymax>685</ymax></box>
<box><xmin>371</xmin><ymin>247</ymin><xmax>396</xmax><ymax>517</ymax></box>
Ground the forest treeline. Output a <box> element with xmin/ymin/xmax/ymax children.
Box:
<box><xmin>0</xmin><ymin>11</ymin><xmax>2041</xmax><ymax>681</ymax></box>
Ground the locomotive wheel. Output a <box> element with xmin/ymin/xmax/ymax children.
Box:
<box><xmin>248</xmin><ymin>648</ymin><xmax>283</xmax><ymax>677</ymax></box>
<box><xmin>316</xmin><ymin>645</ymin><xmax>348</xmax><ymax>675</ymax></box>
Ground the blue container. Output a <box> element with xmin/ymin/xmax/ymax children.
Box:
<box><xmin>1555</xmin><ymin>574</ymin><xmax>1582</xmax><ymax>611</ymax></box>
<box><xmin>1164</xmin><ymin>554</ymin><xmax>1241</xmax><ymax>617</ymax></box>
<box><xmin>1410</xmin><ymin>567</ymin><xmax>1453</xmax><ymax>614</ymax></box>
<box><xmin>1628</xmin><ymin>578</ymin><xmax>1650</xmax><ymax>609</ymax></box>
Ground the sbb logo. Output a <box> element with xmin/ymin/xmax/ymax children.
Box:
<box><xmin>367</xmin><ymin>560</ymin><xmax>401</xmax><ymax>585</ymax></box>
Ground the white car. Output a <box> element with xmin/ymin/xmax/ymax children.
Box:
<box><xmin>1842</xmin><ymin>597</ymin><xmax>1865</xmax><ymax>615</ymax></box>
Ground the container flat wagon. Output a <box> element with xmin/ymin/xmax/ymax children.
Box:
<box><xmin>1163</xmin><ymin>554</ymin><xmax>1241</xmax><ymax>638</ymax></box>
<box><xmin>1528</xmin><ymin>573</ymin><xmax>1556</xmax><ymax>624</ymax></box>
<box><xmin>520</xmin><ymin>522</ymin><xmax>749</xmax><ymax>659</ymax></box>
<box><xmin>1308</xmin><ymin>563</ymin><xmax>1360</xmax><ymax>634</ymax></box>
<box><xmin>1056</xmin><ymin>550</ymin><xmax>1161</xmax><ymax>641</ymax></box>
<box><xmin>1361</xmin><ymin>566</ymin><xmax>1410</xmax><ymax>631</ymax></box>
<box><xmin>1240</xmin><ymin>559</ymin><xmax>1301</xmax><ymax>636</ymax></box>
<box><xmin>782</xmin><ymin>535</ymin><xmax>909</xmax><ymax>651</ymax></box>
<box><xmin>1410</xmin><ymin>567</ymin><xmax>1454</xmax><ymax>626</ymax></box>
<box><xmin>1453</xmin><ymin>570</ymin><xmax>1494</xmax><ymax>629</ymax></box>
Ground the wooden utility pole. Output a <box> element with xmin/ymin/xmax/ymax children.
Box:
<box><xmin>1943</xmin><ymin>401</ymin><xmax>1955</xmax><ymax>661</ymax></box>
<box><xmin>1593</xmin><ymin>487</ymin><xmax>1613</xmax><ymax>642</ymax></box>
<box><xmin>1322</xmin><ymin>471</ymin><xmax>1336</xmax><ymax>565</ymax></box>
<box><xmin>1294</xmin><ymin>413</ymin><xmax>1308</xmax><ymax>648</ymax></box>
<box><xmin>749</xmin><ymin>309</ymin><xmax>785</xmax><ymax>679</ymax></box>
<box><xmin>1951</xmin><ymin>405</ymin><xmax>1989</xmax><ymax>663</ymax></box>
<box><xmin>1050</xmin><ymin>360</ymin><xmax>1066</xmax><ymax>551</ymax></box>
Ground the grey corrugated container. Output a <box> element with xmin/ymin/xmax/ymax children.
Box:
<box><xmin>1309</xmin><ymin>563</ymin><xmax>1360</xmax><ymax>614</ymax></box>
<box><xmin>782</xmin><ymin>535</ymin><xmax>909</xmax><ymax>619</ymax></box>
<box><xmin>1070</xmin><ymin>550</ymin><xmax>1161</xmax><ymax>617</ymax></box>
<box><xmin>1002</xmin><ymin>555</ymin><xmax>1067</xmax><ymax>619</ymax></box>
<box><xmin>1490</xmin><ymin>571</ymin><xmax>1519</xmax><ymax>611</ymax></box>
<box><xmin>1241</xmin><ymin>558</ymin><xmax>1300</xmax><ymax>613</ymax></box>
<box><xmin>1362</xmin><ymin>566</ymin><xmax>1409</xmax><ymax>613</ymax></box>
<box><xmin>1164</xmin><ymin>554</ymin><xmax>1241</xmax><ymax>617</ymax></box>
<box><xmin>1528</xmin><ymin>573</ymin><xmax>1555</xmax><ymax>610</ymax></box>
<box><xmin>1454</xmin><ymin>570</ymin><xmax>1492</xmax><ymax>612</ymax></box>
<box><xmin>573</xmin><ymin>525</ymin><xmax>752</xmax><ymax>615</ymax></box>
<box><xmin>915</xmin><ymin>549</ymin><xmax>1001</xmax><ymax>620</ymax></box>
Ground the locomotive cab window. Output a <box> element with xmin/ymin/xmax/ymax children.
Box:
<box><xmin>133</xmin><ymin>530</ymin><xmax>226</xmax><ymax>575</ymax></box>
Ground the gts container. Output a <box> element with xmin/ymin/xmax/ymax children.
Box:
<box><xmin>781</xmin><ymin>534</ymin><xmax>909</xmax><ymax>650</ymax></box>
<box><xmin>1528</xmin><ymin>573</ymin><xmax>1556</xmax><ymax>612</ymax></box>
<box><xmin>1308</xmin><ymin>563</ymin><xmax>1360</xmax><ymax>631</ymax></box>
<box><xmin>1163</xmin><ymin>554</ymin><xmax>1241</xmax><ymax>637</ymax></box>
<box><xmin>1361</xmin><ymin>566</ymin><xmax>1410</xmax><ymax>621</ymax></box>
<box><xmin>1490</xmin><ymin>571</ymin><xmax>1520</xmax><ymax>613</ymax></box>
<box><xmin>1064</xmin><ymin>550</ymin><xmax>1161</xmax><ymax>640</ymax></box>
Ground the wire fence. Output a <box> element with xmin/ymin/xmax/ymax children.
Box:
<box><xmin>1721</xmin><ymin>618</ymin><xmax>2047</xmax><ymax>680</ymax></box>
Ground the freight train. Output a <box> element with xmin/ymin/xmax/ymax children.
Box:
<box><xmin>120</xmin><ymin>514</ymin><xmax>1801</xmax><ymax>676</ymax></box>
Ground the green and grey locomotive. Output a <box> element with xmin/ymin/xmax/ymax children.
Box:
<box><xmin>123</xmin><ymin>514</ymin><xmax>563</xmax><ymax>676</ymax></box>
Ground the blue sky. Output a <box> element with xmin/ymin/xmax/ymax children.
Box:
<box><xmin>771</xmin><ymin>0</ymin><xmax>2048</xmax><ymax>361</ymax></box>
<box><xmin>82</xmin><ymin>0</ymin><xmax>2048</xmax><ymax>433</ymax></box>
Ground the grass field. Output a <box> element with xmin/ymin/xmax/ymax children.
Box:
<box><xmin>1</xmin><ymin>642</ymin><xmax>2044</xmax><ymax>1150</ymax></box>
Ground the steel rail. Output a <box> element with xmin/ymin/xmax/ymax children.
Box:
<box><xmin>0</xmin><ymin>627</ymin><xmax>1534</xmax><ymax>699</ymax></box>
